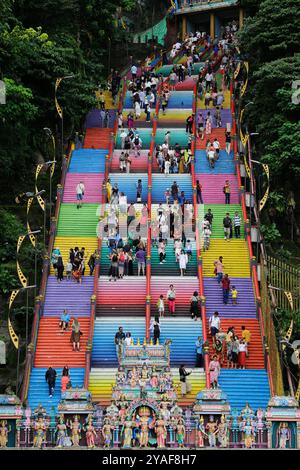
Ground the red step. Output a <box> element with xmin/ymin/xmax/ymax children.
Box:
<box><xmin>34</xmin><ymin>318</ymin><xmax>90</xmax><ymax>367</ymax></box>
<box><xmin>84</xmin><ymin>128</ymin><xmax>112</xmax><ymax>149</ymax></box>
<box><xmin>205</xmin><ymin>319</ymin><xmax>265</xmax><ymax>369</ymax></box>
<box><xmin>196</xmin><ymin>128</ymin><xmax>226</xmax><ymax>150</ymax></box>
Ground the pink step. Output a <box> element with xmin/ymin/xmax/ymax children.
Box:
<box><xmin>63</xmin><ymin>173</ymin><xmax>104</xmax><ymax>203</ymax></box>
<box><xmin>110</xmin><ymin>150</ymin><xmax>149</xmax><ymax>173</ymax></box>
<box><xmin>151</xmin><ymin>277</ymin><xmax>199</xmax><ymax>308</ymax></box>
<box><xmin>196</xmin><ymin>174</ymin><xmax>240</xmax><ymax>204</ymax></box>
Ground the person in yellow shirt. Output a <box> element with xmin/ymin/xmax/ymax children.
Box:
<box><xmin>105</xmin><ymin>178</ymin><xmax>112</xmax><ymax>202</ymax></box>
<box><xmin>241</xmin><ymin>325</ymin><xmax>251</xmax><ymax>357</ymax></box>
<box><xmin>231</xmin><ymin>286</ymin><xmax>238</xmax><ymax>305</ymax></box>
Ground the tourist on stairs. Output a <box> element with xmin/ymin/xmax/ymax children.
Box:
<box><xmin>209</xmin><ymin>311</ymin><xmax>221</xmax><ymax>347</ymax></box>
<box><xmin>195</xmin><ymin>336</ymin><xmax>203</xmax><ymax>367</ymax></box>
<box><xmin>223</xmin><ymin>212</ymin><xmax>232</xmax><ymax>242</ymax></box>
<box><xmin>59</xmin><ymin>310</ymin><xmax>70</xmax><ymax>333</ymax></box>
<box><xmin>223</xmin><ymin>180</ymin><xmax>231</xmax><ymax>204</ymax></box>
<box><xmin>71</xmin><ymin>318</ymin><xmax>81</xmax><ymax>352</ymax></box>
<box><xmin>241</xmin><ymin>325</ymin><xmax>251</xmax><ymax>357</ymax></box>
<box><xmin>190</xmin><ymin>291</ymin><xmax>200</xmax><ymax>321</ymax></box>
<box><xmin>179</xmin><ymin>364</ymin><xmax>192</xmax><ymax>397</ymax></box>
<box><xmin>76</xmin><ymin>181</ymin><xmax>85</xmax><ymax>209</ymax></box>
<box><xmin>115</xmin><ymin>327</ymin><xmax>125</xmax><ymax>359</ymax></box>
<box><xmin>167</xmin><ymin>285</ymin><xmax>176</xmax><ymax>315</ymax></box>
<box><xmin>209</xmin><ymin>355</ymin><xmax>220</xmax><ymax>389</ymax></box>
<box><xmin>214</xmin><ymin>256</ymin><xmax>224</xmax><ymax>283</ymax></box>
<box><xmin>45</xmin><ymin>366</ymin><xmax>57</xmax><ymax>398</ymax></box>
<box><xmin>221</xmin><ymin>274</ymin><xmax>231</xmax><ymax>304</ymax></box>
<box><xmin>157</xmin><ymin>295</ymin><xmax>165</xmax><ymax>318</ymax></box>
<box><xmin>238</xmin><ymin>339</ymin><xmax>247</xmax><ymax>369</ymax></box>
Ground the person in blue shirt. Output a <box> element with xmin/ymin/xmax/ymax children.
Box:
<box><xmin>195</xmin><ymin>336</ymin><xmax>203</xmax><ymax>368</ymax></box>
<box><xmin>59</xmin><ymin>309</ymin><xmax>70</xmax><ymax>332</ymax></box>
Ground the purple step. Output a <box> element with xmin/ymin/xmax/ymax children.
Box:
<box><xmin>196</xmin><ymin>109</ymin><xmax>232</xmax><ymax>129</ymax></box>
<box><xmin>204</xmin><ymin>278</ymin><xmax>257</xmax><ymax>318</ymax></box>
<box><xmin>85</xmin><ymin>109</ymin><xmax>116</xmax><ymax>129</ymax></box>
<box><xmin>43</xmin><ymin>276</ymin><xmax>94</xmax><ymax>317</ymax></box>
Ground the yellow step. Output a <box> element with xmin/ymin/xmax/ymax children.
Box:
<box><xmin>197</xmin><ymin>89</ymin><xmax>230</xmax><ymax>109</ymax></box>
<box><xmin>50</xmin><ymin>236</ymin><xmax>98</xmax><ymax>275</ymax></box>
<box><xmin>202</xmin><ymin>239</ymin><xmax>251</xmax><ymax>278</ymax></box>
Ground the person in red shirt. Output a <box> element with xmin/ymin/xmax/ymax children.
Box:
<box><xmin>221</xmin><ymin>274</ymin><xmax>230</xmax><ymax>304</ymax></box>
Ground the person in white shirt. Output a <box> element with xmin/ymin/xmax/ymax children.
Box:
<box><xmin>213</xmin><ymin>138</ymin><xmax>220</xmax><ymax>160</ymax></box>
<box><xmin>175</xmin><ymin>41</ymin><xmax>181</xmax><ymax>50</ymax></box>
<box><xmin>179</xmin><ymin>249</ymin><xmax>188</xmax><ymax>276</ymax></box>
<box><xmin>164</xmin><ymin>159</ymin><xmax>171</xmax><ymax>175</ymax></box>
<box><xmin>120</xmin><ymin>130</ymin><xmax>127</xmax><ymax>150</ymax></box>
<box><xmin>208</xmin><ymin>148</ymin><xmax>216</xmax><ymax>168</ymax></box>
<box><xmin>76</xmin><ymin>181</ymin><xmax>85</xmax><ymax>209</ymax></box>
<box><xmin>125</xmin><ymin>332</ymin><xmax>132</xmax><ymax>347</ymax></box>
<box><xmin>209</xmin><ymin>311</ymin><xmax>221</xmax><ymax>346</ymax></box>
<box><xmin>131</xmin><ymin>65</ymin><xmax>137</xmax><ymax>80</ymax></box>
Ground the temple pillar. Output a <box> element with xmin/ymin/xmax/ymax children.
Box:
<box><xmin>239</xmin><ymin>8</ymin><xmax>244</xmax><ymax>28</ymax></box>
<box><xmin>210</xmin><ymin>13</ymin><xmax>215</xmax><ymax>39</ymax></box>
<box><xmin>182</xmin><ymin>15</ymin><xmax>187</xmax><ymax>39</ymax></box>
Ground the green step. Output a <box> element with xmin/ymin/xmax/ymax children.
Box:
<box><xmin>151</xmin><ymin>240</ymin><xmax>197</xmax><ymax>276</ymax></box>
<box><xmin>202</xmin><ymin>204</ymin><xmax>244</xmax><ymax>239</ymax></box>
<box><xmin>57</xmin><ymin>204</ymin><xmax>99</xmax><ymax>237</ymax></box>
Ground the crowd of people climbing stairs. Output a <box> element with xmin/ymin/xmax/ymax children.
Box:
<box><xmin>46</xmin><ymin>21</ymin><xmax>258</xmax><ymax>405</ymax></box>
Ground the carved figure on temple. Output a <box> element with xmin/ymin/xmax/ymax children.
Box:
<box><xmin>277</xmin><ymin>422</ymin><xmax>291</xmax><ymax>449</ymax></box>
<box><xmin>129</xmin><ymin>367</ymin><xmax>139</xmax><ymax>387</ymax></box>
<box><xmin>117</xmin><ymin>367</ymin><xmax>127</xmax><ymax>384</ymax></box>
<box><xmin>256</xmin><ymin>408</ymin><xmax>265</xmax><ymax>444</ymax></box>
<box><xmin>132</xmin><ymin>413</ymin><xmax>141</xmax><ymax>447</ymax></box>
<box><xmin>68</xmin><ymin>415</ymin><xmax>81</xmax><ymax>446</ymax></box>
<box><xmin>119</xmin><ymin>403</ymin><xmax>127</xmax><ymax>424</ymax></box>
<box><xmin>122</xmin><ymin>418</ymin><xmax>133</xmax><ymax>448</ymax></box>
<box><xmin>160</xmin><ymin>402</ymin><xmax>171</xmax><ymax>421</ymax></box>
<box><xmin>150</xmin><ymin>370</ymin><xmax>159</xmax><ymax>388</ymax></box>
<box><xmin>56</xmin><ymin>415</ymin><xmax>69</xmax><ymax>448</ymax></box>
<box><xmin>102</xmin><ymin>417</ymin><xmax>113</xmax><ymax>448</ymax></box>
<box><xmin>176</xmin><ymin>418</ymin><xmax>186</xmax><ymax>448</ymax></box>
<box><xmin>196</xmin><ymin>416</ymin><xmax>207</xmax><ymax>448</ymax></box>
<box><xmin>24</xmin><ymin>407</ymin><xmax>32</xmax><ymax>430</ymax></box>
<box><xmin>241</xmin><ymin>403</ymin><xmax>255</xmax><ymax>421</ymax></box>
<box><xmin>85</xmin><ymin>414</ymin><xmax>97</xmax><ymax>449</ymax></box>
<box><xmin>32</xmin><ymin>415</ymin><xmax>48</xmax><ymax>449</ymax></box>
<box><xmin>141</xmin><ymin>363</ymin><xmax>149</xmax><ymax>381</ymax></box>
<box><xmin>217</xmin><ymin>415</ymin><xmax>229</xmax><ymax>448</ymax></box>
<box><xmin>206</xmin><ymin>415</ymin><xmax>219</xmax><ymax>448</ymax></box>
<box><xmin>155</xmin><ymin>414</ymin><xmax>167</xmax><ymax>448</ymax></box>
<box><xmin>0</xmin><ymin>420</ymin><xmax>11</xmax><ymax>448</ymax></box>
<box><xmin>138</xmin><ymin>407</ymin><xmax>154</xmax><ymax>448</ymax></box>
<box><xmin>241</xmin><ymin>417</ymin><xmax>256</xmax><ymax>449</ymax></box>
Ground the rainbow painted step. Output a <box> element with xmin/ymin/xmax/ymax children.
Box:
<box><xmin>195</xmin><ymin>150</ymin><xmax>236</xmax><ymax>174</ymax></box>
<box><xmin>196</xmin><ymin>175</ymin><xmax>239</xmax><ymax>204</ymax></box>
<box><xmin>43</xmin><ymin>276</ymin><xmax>93</xmax><ymax>317</ymax></box>
<box><xmin>56</xmin><ymin>204</ymin><xmax>99</xmax><ymax>237</ymax></box>
<box><xmin>68</xmin><ymin>149</ymin><xmax>106</xmax><ymax>173</ymax></box>
<box><xmin>63</xmin><ymin>173</ymin><xmax>103</xmax><ymax>204</ymax></box>
<box><xmin>201</xmin><ymin>204</ymin><xmax>244</xmax><ymax>239</ymax></box>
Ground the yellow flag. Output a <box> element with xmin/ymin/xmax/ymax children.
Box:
<box><xmin>8</xmin><ymin>317</ymin><xmax>19</xmax><ymax>350</ymax></box>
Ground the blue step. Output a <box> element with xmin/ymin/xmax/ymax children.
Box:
<box><xmin>152</xmin><ymin>174</ymin><xmax>193</xmax><ymax>203</ymax></box>
<box><xmin>69</xmin><ymin>149</ymin><xmax>107</xmax><ymax>173</ymax></box>
<box><xmin>195</xmin><ymin>150</ymin><xmax>235</xmax><ymax>174</ymax></box>
<box><xmin>167</xmin><ymin>91</ymin><xmax>194</xmax><ymax>109</ymax></box>
<box><xmin>219</xmin><ymin>369</ymin><xmax>270</xmax><ymax>411</ymax></box>
<box><xmin>28</xmin><ymin>367</ymin><xmax>85</xmax><ymax>413</ymax></box>
<box><xmin>91</xmin><ymin>318</ymin><xmax>145</xmax><ymax>367</ymax></box>
<box><xmin>108</xmin><ymin>173</ymin><xmax>148</xmax><ymax>203</ymax></box>
<box><xmin>159</xmin><ymin>318</ymin><xmax>203</xmax><ymax>366</ymax></box>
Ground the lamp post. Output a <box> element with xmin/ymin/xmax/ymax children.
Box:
<box><xmin>15</xmin><ymin>284</ymin><xmax>37</xmax><ymax>395</ymax></box>
<box><xmin>55</xmin><ymin>75</ymin><xmax>75</xmax><ymax>160</ymax></box>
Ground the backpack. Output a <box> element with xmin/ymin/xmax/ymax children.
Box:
<box><xmin>134</xmin><ymin>137</ymin><xmax>140</xmax><ymax>145</ymax></box>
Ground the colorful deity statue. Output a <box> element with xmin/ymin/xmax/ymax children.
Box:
<box><xmin>218</xmin><ymin>415</ymin><xmax>229</xmax><ymax>448</ymax></box>
<box><xmin>160</xmin><ymin>402</ymin><xmax>171</xmax><ymax>422</ymax></box>
<box><xmin>256</xmin><ymin>408</ymin><xmax>265</xmax><ymax>445</ymax></box>
<box><xmin>150</xmin><ymin>370</ymin><xmax>159</xmax><ymax>388</ymax></box>
<box><xmin>141</xmin><ymin>363</ymin><xmax>149</xmax><ymax>381</ymax></box>
<box><xmin>102</xmin><ymin>417</ymin><xmax>114</xmax><ymax>448</ymax></box>
<box><xmin>206</xmin><ymin>415</ymin><xmax>219</xmax><ymax>448</ymax></box>
<box><xmin>240</xmin><ymin>417</ymin><xmax>256</xmax><ymax>449</ymax></box>
<box><xmin>24</xmin><ymin>407</ymin><xmax>32</xmax><ymax>430</ymax></box>
<box><xmin>84</xmin><ymin>414</ymin><xmax>97</xmax><ymax>449</ymax></box>
<box><xmin>277</xmin><ymin>422</ymin><xmax>292</xmax><ymax>449</ymax></box>
<box><xmin>117</xmin><ymin>367</ymin><xmax>127</xmax><ymax>384</ymax></box>
<box><xmin>68</xmin><ymin>415</ymin><xmax>81</xmax><ymax>446</ymax></box>
<box><xmin>241</xmin><ymin>403</ymin><xmax>255</xmax><ymax>422</ymax></box>
<box><xmin>56</xmin><ymin>415</ymin><xmax>69</xmax><ymax>448</ymax></box>
<box><xmin>229</xmin><ymin>409</ymin><xmax>240</xmax><ymax>445</ymax></box>
<box><xmin>0</xmin><ymin>420</ymin><xmax>11</xmax><ymax>448</ymax></box>
<box><xmin>119</xmin><ymin>403</ymin><xmax>127</xmax><ymax>424</ymax></box>
<box><xmin>32</xmin><ymin>415</ymin><xmax>48</xmax><ymax>449</ymax></box>
<box><xmin>122</xmin><ymin>418</ymin><xmax>133</xmax><ymax>448</ymax></box>
<box><xmin>176</xmin><ymin>418</ymin><xmax>186</xmax><ymax>448</ymax></box>
<box><xmin>155</xmin><ymin>414</ymin><xmax>167</xmax><ymax>448</ymax></box>
<box><xmin>129</xmin><ymin>367</ymin><xmax>139</xmax><ymax>387</ymax></box>
<box><xmin>196</xmin><ymin>416</ymin><xmax>207</xmax><ymax>448</ymax></box>
<box><xmin>138</xmin><ymin>407</ymin><xmax>154</xmax><ymax>448</ymax></box>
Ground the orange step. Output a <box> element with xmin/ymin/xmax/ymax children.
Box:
<box><xmin>206</xmin><ymin>319</ymin><xmax>265</xmax><ymax>369</ymax></box>
<box><xmin>34</xmin><ymin>318</ymin><xmax>90</xmax><ymax>367</ymax></box>
<box><xmin>84</xmin><ymin>128</ymin><xmax>112</xmax><ymax>149</ymax></box>
<box><xmin>196</xmin><ymin>128</ymin><xmax>226</xmax><ymax>149</ymax></box>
